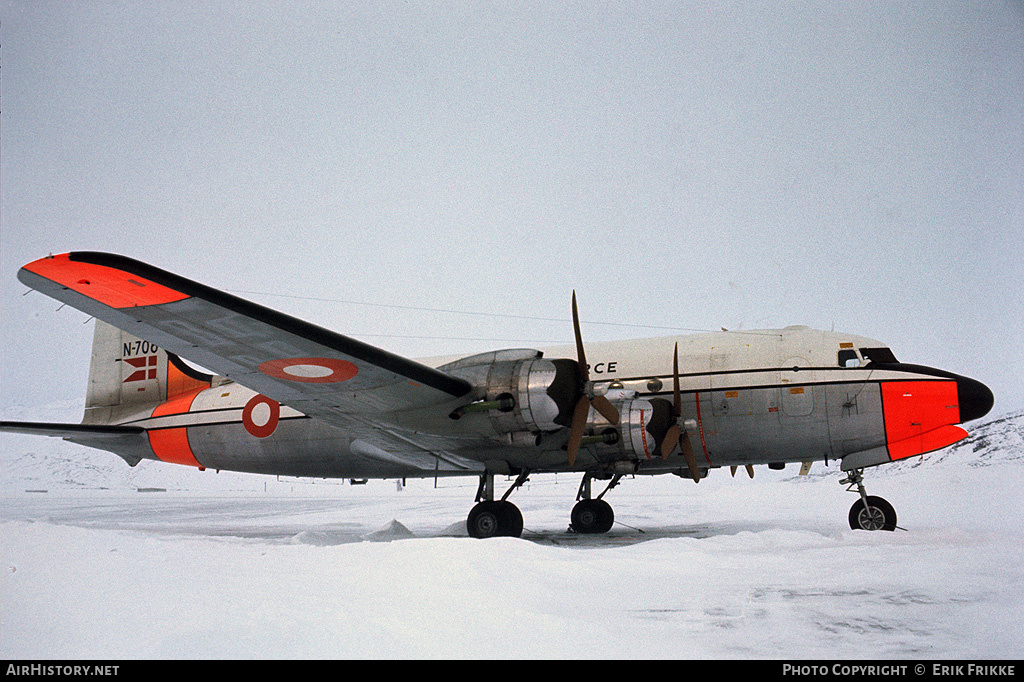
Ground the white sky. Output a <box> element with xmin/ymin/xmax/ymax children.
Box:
<box><xmin>2</xmin><ymin>1</ymin><xmax>1022</xmax><ymax>413</ymax></box>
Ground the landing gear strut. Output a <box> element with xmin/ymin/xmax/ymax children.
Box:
<box><xmin>841</xmin><ymin>468</ymin><xmax>898</xmax><ymax>531</ymax></box>
<box><xmin>466</xmin><ymin>470</ymin><xmax>625</xmax><ymax>538</ymax></box>
<box><xmin>569</xmin><ymin>473</ymin><xmax>620</xmax><ymax>534</ymax></box>
<box><xmin>466</xmin><ymin>470</ymin><xmax>528</xmax><ymax>539</ymax></box>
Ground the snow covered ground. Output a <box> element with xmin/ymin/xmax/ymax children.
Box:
<box><xmin>2</xmin><ymin>410</ymin><xmax>1022</xmax><ymax>659</ymax></box>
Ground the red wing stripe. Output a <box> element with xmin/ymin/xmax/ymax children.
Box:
<box><xmin>695</xmin><ymin>391</ymin><xmax>710</xmax><ymax>464</ymax></box>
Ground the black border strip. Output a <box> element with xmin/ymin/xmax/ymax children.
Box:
<box><xmin>594</xmin><ymin>362</ymin><xmax>967</xmax><ymax>386</ymax></box>
<box><xmin>167</xmin><ymin>352</ymin><xmax>215</xmax><ymax>383</ymax></box>
<box><xmin>140</xmin><ymin>415</ymin><xmax>311</xmax><ymax>432</ymax></box>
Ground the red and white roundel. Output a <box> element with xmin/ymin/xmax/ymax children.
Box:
<box><xmin>243</xmin><ymin>394</ymin><xmax>280</xmax><ymax>438</ymax></box>
<box><xmin>258</xmin><ymin>357</ymin><xmax>359</xmax><ymax>383</ymax></box>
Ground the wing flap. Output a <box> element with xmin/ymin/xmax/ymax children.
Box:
<box><xmin>19</xmin><ymin>253</ymin><xmax>472</xmax><ymax>421</ymax></box>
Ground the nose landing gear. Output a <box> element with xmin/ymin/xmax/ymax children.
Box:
<box><xmin>841</xmin><ymin>468</ymin><xmax>898</xmax><ymax>531</ymax></box>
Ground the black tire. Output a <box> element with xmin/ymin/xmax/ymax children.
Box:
<box><xmin>570</xmin><ymin>499</ymin><xmax>614</xmax><ymax>534</ymax></box>
<box><xmin>467</xmin><ymin>501</ymin><xmax>502</xmax><ymax>538</ymax></box>
<box><xmin>848</xmin><ymin>495</ymin><xmax>897</xmax><ymax>531</ymax></box>
<box><xmin>467</xmin><ymin>501</ymin><xmax>523</xmax><ymax>538</ymax></box>
<box><xmin>498</xmin><ymin>501</ymin><xmax>524</xmax><ymax>538</ymax></box>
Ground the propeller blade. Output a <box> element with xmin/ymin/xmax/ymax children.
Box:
<box><xmin>567</xmin><ymin>291</ymin><xmax>619</xmax><ymax>441</ymax></box>
<box><xmin>730</xmin><ymin>466</ymin><xmax>737</xmax><ymax>477</ymax></box>
<box><xmin>566</xmin><ymin>395</ymin><xmax>590</xmax><ymax>466</ymax></box>
<box><xmin>745</xmin><ymin>464</ymin><xmax>755</xmax><ymax>479</ymax></box>
<box><xmin>661</xmin><ymin>424</ymin><xmax>681</xmax><ymax>460</ymax></box>
<box><xmin>672</xmin><ymin>342</ymin><xmax>681</xmax><ymax>417</ymax></box>
<box><xmin>680</xmin><ymin>431</ymin><xmax>701</xmax><ymax>483</ymax></box>
<box><xmin>571</xmin><ymin>291</ymin><xmax>588</xmax><ymax>379</ymax></box>
<box><xmin>591</xmin><ymin>394</ymin><xmax>620</xmax><ymax>425</ymax></box>
<box><xmin>663</xmin><ymin>342</ymin><xmax>696</xmax><ymax>476</ymax></box>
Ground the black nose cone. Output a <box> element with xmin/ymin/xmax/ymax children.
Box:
<box><xmin>958</xmin><ymin>375</ymin><xmax>994</xmax><ymax>422</ymax></box>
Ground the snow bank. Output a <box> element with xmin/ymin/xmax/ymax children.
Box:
<box><xmin>2</xmin><ymin>412</ymin><xmax>1022</xmax><ymax>658</ymax></box>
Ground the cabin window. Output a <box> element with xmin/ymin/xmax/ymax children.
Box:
<box><xmin>838</xmin><ymin>349</ymin><xmax>860</xmax><ymax>367</ymax></box>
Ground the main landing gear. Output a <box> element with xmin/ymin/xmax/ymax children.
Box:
<box><xmin>466</xmin><ymin>470</ymin><xmax>624</xmax><ymax>538</ymax></box>
<box><xmin>841</xmin><ymin>468</ymin><xmax>898</xmax><ymax>531</ymax></box>
<box><xmin>466</xmin><ymin>470</ymin><xmax>528</xmax><ymax>539</ymax></box>
<box><xmin>569</xmin><ymin>472</ymin><xmax>620</xmax><ymax>534</ymax></box>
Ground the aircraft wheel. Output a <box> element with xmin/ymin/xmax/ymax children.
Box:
<box><xmin>570</xmin><ymin>499</ymin><xmax>614</xmax><ymax>534</ymax></box>
<box><xmin>498</xmin><ymin>501</ymin><xmax>524</xmax><ymax>538</ymax></box>
<box><xmin>467</xmin><ymin>501</ymin><xmax>523</xmax><ymax>539</ymax></box>
<box><xmin>848</xmin><ymin>495</ymin><xmax>897</xmax><ymax>531</ymax></box>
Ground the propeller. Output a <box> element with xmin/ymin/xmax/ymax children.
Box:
<box><xmin>566</xmin><ymin>291</ymin><xmax>620</xmax><ymax>466</ymax></box>
<box><xmin>658</xmin><ymin>342</ymin><xmax>702</xmax><ymax>483</ymax></box>
<box><xmin>731</xmin><ymin>465</ymin><xmax>755</xmax><ymax>478</ymax></box>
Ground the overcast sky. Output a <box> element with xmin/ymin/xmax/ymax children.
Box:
<box><xmin>2</xmin><ymin>1</ymin><xmax>1022</xmax><ymax>415</ymax></box>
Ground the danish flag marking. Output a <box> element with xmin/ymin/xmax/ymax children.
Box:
<box><xmin>124</xmin><ymin>355</ymin><xmax>158</xmax><ymax>382</ymax></box>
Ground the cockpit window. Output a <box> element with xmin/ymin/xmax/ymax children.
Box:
<box><xmin>838</xmin><ymin>349</ymin><xmax>860</xmax><ymax>367</ymax></box>
<box><xmin>860</xmin><ymin>347</ymin><xmax>899</xmax><ymax>364</ymax></box>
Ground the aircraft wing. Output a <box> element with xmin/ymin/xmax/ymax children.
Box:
<box><xmin>18</xmin><ymin>253</ymin><xmax>474</xmax><ymax>427</ymax></box>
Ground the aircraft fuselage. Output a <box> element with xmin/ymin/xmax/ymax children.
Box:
<box><xmin>70</xmin><ymin>325</ymin><xmax>991</xmax><ymax>481</ymax></box>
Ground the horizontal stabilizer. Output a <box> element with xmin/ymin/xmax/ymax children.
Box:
<box><xmin>0</xmin><ymin>420</ymin><xmax>144</xmax><ymax>438</ymax></box>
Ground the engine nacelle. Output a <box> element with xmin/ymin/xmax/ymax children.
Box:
<box><xmin>616</xmin><ymin>397</ymin><xmax>700</xmax><ymax>464</ymax></box>
<box><xmin>488</xmin><ymin>357</ymin><xmax>583</xmax><ymax>434</ymax></box>
<box><xmin>443</xmin><ymin>351</ymin><xmax>583</xmax><ymax>437</ymax></box>
<box><xmin>546</xmin><ymin>395</ymin><xmax>684</xmax><ymax>461</ymax></box>
<box><xmin>443</xmin><ymin>352</ymin><xmax>688</xmax><ymax>460</ymax></box>
<box><xmin>616</xmin><ymin>398</ymin><xmax>673</xmax><ymax>460</ymax></box>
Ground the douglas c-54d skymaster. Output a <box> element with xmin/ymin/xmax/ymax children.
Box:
<box><xmin>2</xmin><ymin>253</ymin><xmax>994</xmax><ymax>537</ymax></box>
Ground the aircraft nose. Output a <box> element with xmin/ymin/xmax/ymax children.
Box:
<box><xmin>957</xmin><ymin>374</ymin><xmax>994</xmax><ymax>422</ymax></box>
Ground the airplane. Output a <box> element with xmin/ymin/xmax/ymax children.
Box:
<box><xmin>1</xmin><ymin>252</ymin><xmax>994</xmax><ymax>538</ymax></box>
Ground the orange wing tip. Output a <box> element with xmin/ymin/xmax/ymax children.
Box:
<box><xmin>22</xmin><ymin>253</ymin><xmax>190</xmax><ymax>309</ymax></box>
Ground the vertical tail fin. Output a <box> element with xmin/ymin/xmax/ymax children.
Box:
<box><xmin>84</xmin><ymin>320</ymin><xmax>213</xmax><ymax>423</ymax></box>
